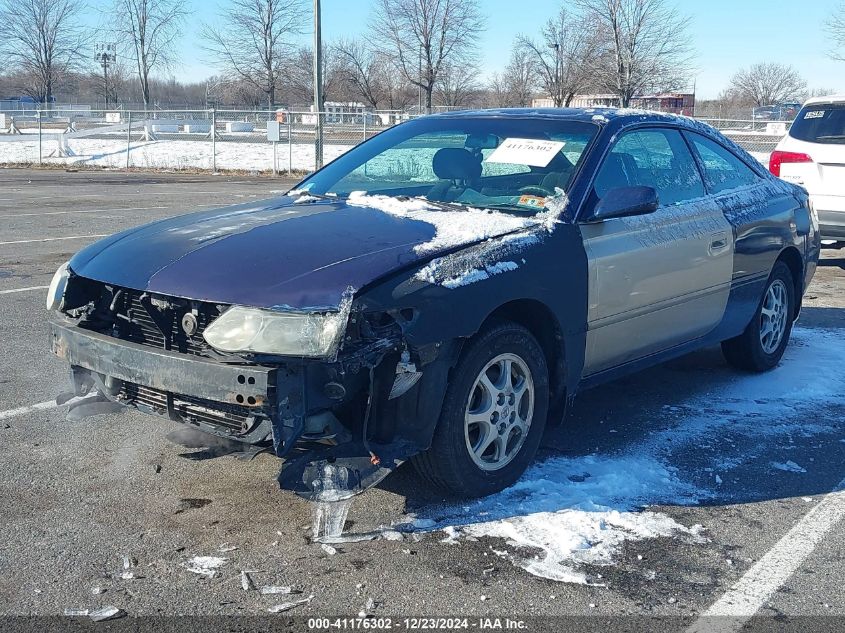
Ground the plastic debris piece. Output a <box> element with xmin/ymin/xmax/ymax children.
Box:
<box><xmin>119</xmin><ymin>572</ymin><xmax>135</xmax><ymax>580</ymax></box>
<box><xmin>183</xmin><ymin>555</ymin><xmax>227</xmax><ymax>578</ymax></box>
<box><xmin>268</xmin><ymin>595</ymin><xmax>313</xmax><ymax>613</ymax></box>
<box><xmin>89</xmin><ymin>606</ymin><xmax>126</xmax><ymax>622</ymax></box>
<box><xmin>365</xmin><ymin>598</ymin><xmax>375</xmax><ymax>610</ymax></box>
<box><xmin>381</xmin><ymin>530</ymin><xmax>404</xmax><ymax>541</ymax></box>
<box><xmin>240</xmin><ymin>571</ymin><xmax>256</xmax><ymax>591</ymax></box>
<box><xmin>320</xmin><ymin>544</ymin><xmax>337</xmax><ymax>556</ymax></box>
<box><xmin>123</xmin><ymin>556</ymin><xmax>136</xmax><ymax>569</ymax></box>
<box><xmin>316</xmin><ymin>532</ymin><xmax>379</xmax><ymax>544</ymax></box>
<box><xmin>260</xmin><ymin>586</ymin><xmax>296</xmax><ymax>595</ymax></box>
<box><xmin>91</xmin><ymin>587</ymin><xmax>105</xmax><ymax>595</ymax></box>
<box><xmin>219</xmin><ymin>544</ymin><xmax>239</xmax><ymax>552</ymax></box>
<box><xmin>64</xmin><ymin>608</ymin><xmax>90</xmax><ymax>616</ymax></box>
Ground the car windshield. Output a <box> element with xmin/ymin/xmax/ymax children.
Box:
<box><xmin>296</xmin><ymin>116</ymin><xmax>598</xmax><ymax>214</ymax></box>
<box><xmin>789</xmin><ymin>104</ymin><xmax>845</xmax><ymax>144</ymax></box>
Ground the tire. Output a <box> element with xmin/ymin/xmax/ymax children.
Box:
<box><xmin>721</xmin><ymin>261</ymin><xmax>795</xmax><ymax>372</ymax></box>
<box><xmin>411</xmin><ymin>321</ymin><xmax>550</xmax><ymax>498</ymax></box>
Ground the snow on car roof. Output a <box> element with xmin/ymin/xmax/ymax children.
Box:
<box><xmin>803</xmin><ymin>94</ymin><xmax>845</xmax><ymax>106</ymax></box>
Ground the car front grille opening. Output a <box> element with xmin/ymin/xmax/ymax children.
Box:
<box><xmin>119</xmin><ymin>382</ymin><xmax>254</xmax><ymax>433</ymax></box>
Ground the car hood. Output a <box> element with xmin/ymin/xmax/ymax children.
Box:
<box><xmin>69</xmin><ymin>195</ymin><xmax>538</xmax><ymax>310</ymax></box>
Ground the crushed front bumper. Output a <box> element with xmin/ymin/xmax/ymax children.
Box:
<box><xmin>48</xmin><ymin>318</ymin><xmax>296</xmax><ymax>448</ymax></box>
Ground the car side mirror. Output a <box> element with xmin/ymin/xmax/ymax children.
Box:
<box><xmin>588</xmin><ymin>186</ymin><xmax>659</xmax><ymax>222</ymax></box>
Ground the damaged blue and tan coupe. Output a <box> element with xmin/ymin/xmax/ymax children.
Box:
<box><xmin>47</xmin><ymin>109</ymin><xmax>820</xmax><ymax>500</ymax></box>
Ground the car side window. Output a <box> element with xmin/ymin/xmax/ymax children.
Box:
<box><xmin>593</xmin><ymin>128</ymin><xmax>705</xmax><ymax>207</ymax></box>
<box><xmin>687</xmin><ymin>133</ymin><xmax>760</xmax><ymax>193</ymax></box>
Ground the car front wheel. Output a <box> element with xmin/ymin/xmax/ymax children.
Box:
<box><xmin>721</xmin><ymin>261</ymin><xmax>795</xmax><ymax>372</ymax></box>
<box><xmin>412</xmin><ymin>321</ymin><xmax>549</xmax><ymax>498</ymax></box>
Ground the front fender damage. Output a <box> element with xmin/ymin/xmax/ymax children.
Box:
<box><xmin>276</xmin><ymin>306</ymin><xmax>460</xmax><ymax>501</ymax></box>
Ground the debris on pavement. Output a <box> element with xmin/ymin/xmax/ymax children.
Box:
<box><xmin>183</xmin><ymin>556</ymin><xmax>227</xmax><ymax>578</ymax></box>
<box><xmin>91</xmin><ymin>586</ymin><xmax>105</xmax><ymax>595</ymax></box>
<box><xmin>64</xmin><ymin>608</ymin><xmax>90</xmax><ymax>616</ymax></box>
<box><xmin>260</xmin><ymin>585</ymin><xmax>298</xmax><ymax>595</ymax></box>
<box><xmin>268</xmin><ymin>595</ymin><xmax>314</xmax><ymax>613</ymax></box>
<box><xmin>219</xmin><ymin>544</ymin><xmax>239</xmax><ymax>552</ymax></box>
<box><xmin>122</xmin><ymin>556</ymin><xmax>136</xmax><ymax>570</ymax></box>
<box><xmin>320</xmin><ymin>543</ymin><xmax>338</xmax><ymax>556</ymax></box>
<box><xmin>89</xmin><ymin>606</ymin><xmax>126</xmax><ymax>622</ymax></box>
<box><xmin>240</xmin><ymin>571</ymin><xmax>256</xmax><ymax>591</ymax></box>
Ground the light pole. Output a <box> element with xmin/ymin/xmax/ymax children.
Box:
<box><xmin>313</xmin><ymin>0</ymin><xmax>324</xmax><ymax>170</ymax></box>
<box><xmin>94</xmin><ymin>43</ymin><xmax>117</xmax><ymax>109</ymax></box>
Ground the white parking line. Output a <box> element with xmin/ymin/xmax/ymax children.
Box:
<box><xmin>0</xmin><ymin>205</ymin><xmax>168</xmax><ymax>218</ymax></box>
<box><xmin>0</xmin><ymin>400</ymin><xmax>57</xmax><ymax>421</ymax></box>
<box><xmin>0</xmin><ymin>285</ymin><xmax>48</xmax><ymax>295</ymax></box>
<box><xmin>687</xmin><ymin>478</ymin><xmax>845</xmax><ymax>633</ymax></box>
<box><xmin>0</xmin><ymin>234</ymin><xmax>108</xmax><ymax>246</ymax></box>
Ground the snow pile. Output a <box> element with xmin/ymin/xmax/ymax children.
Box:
<box><xmin>346</xmin><ymin>191</ymin><xmax>539</xmax><ymax>254</ymax></box>
<box><xmin>426</xmin><ymin>454</ymin><xmax>704</xmax><ymax>584</ymax></box>
<box><xmin>410</xmin><ymin>328</ymin><xmax>845</xmax><ymax>584</ymax></box>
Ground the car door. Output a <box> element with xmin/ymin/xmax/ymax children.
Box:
<box><xmin>579</xmin><ymin>127</ymin><xmax>735</xmax><ymax>376</ymax></box>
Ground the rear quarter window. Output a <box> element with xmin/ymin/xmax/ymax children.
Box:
<box><xmin>789</xmin><ymin>105</ymin><xmax>845</xmax><ymax>144</ymax></box>
<box><xmin>687</xmin><ymin>133</ymin><xmax>760</xmax><ymax>194</ymax></box>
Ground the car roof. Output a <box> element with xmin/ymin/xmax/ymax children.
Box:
<box><xmin>431</xmin><ymin>107</ymin><xmax>696</xmax><ymax>126</ymax></box>
<box><xmin>803</xmin><ymin>95</ymin><xmax>845</xmax><ymax>106</ymax></box>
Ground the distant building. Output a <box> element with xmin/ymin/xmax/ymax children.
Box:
<box><xmin>532</xmin><ymin>93</ymin><xmax>696</xmax><ymax>115</ymax></box>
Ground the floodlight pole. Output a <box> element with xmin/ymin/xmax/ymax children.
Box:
<box><xmin>313</xmin><ymin>0</ymin><xmax>324</xmax><ymax>170</ymax></box>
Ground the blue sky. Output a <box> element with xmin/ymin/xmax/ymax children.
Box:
<box><xmin>160</xmin><ymin>0</ymin><xmax>843</xmax><ymax>99</ymax></box>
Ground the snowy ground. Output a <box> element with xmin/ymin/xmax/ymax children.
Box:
<box><xmin>0</xmin><ymin>136</ymin><xmax>353</xmax><ymax>172</ymax></box>
<box><xmin>407</xmin><ymin>328</ymin><xmax>844</xmax><ymax>584</ymax></box>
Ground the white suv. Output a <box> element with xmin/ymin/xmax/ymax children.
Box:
<box><xmin>770</xmin><ymin>95</ymin><xmax>845</xmax><ymax>240</ymax></box>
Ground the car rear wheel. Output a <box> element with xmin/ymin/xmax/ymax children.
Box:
<box><xmin>721</xmin><ymin>261</ymin><xmax>795</xmax><ymax>372</ymax></box>
<box><xmin>411</xmin><ymin>322</ymin><xmax>549</xmax><ymax>498</ymax></box>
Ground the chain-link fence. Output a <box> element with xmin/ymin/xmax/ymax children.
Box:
<box><xmin>0</xmin><ymin>108</ymin><xmax>413</xmax><ymax>174</ymax></box>
<box><xmin>0</xmin><ymin>109</ymin><xmax>784</xmax><ymax>173</ymax></box>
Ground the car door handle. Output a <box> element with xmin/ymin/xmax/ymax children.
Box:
<box><xmin>709</xmin><ymin>232</ymin><xmax>729</xmax><ymax>253</ymax></box>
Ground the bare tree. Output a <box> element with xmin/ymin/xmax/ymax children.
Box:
<box><xmin>335</xmin><ymin>38</ymin><xmax>385</xmax><ymax>109</ymax></box>
<box><xmin>828</xmin><ymin>2</ymin><xmax>845</xmax><ymax>61</ymax></box>
<box><xmin>282</xmin><ymin>44</ymin><xmax>348</xmax><ymax>105</ymax></box>
<box><xmin>434</xmin><ymin>63</ymin><xmax>480</xmax><ymax>108</ymax></box>
<box><xmin>727</xmin><ymin>63</ymin><xmax>807</xmax><ymax>107</ymax></box>
<box><xmin>371</xmin><ymin>0</ymin><xmax>485</xmax><ymax>112</ymax></box>
<box><xmin>502</xmin><ymin>47</ymin><xmax>536</xmax><ymax>107</ymax></box>
<box><xmin>201</xmin><ymin>0</ymin><xmax>305</xmax><ymax>108</ymax></box>
<box><xmin>111</xmin><ymin>0</ymin><xmax>188</xmax><ymax>109</ymax></box>
<box><xmin>517</xmin><ymin>8</ymin><xmax>601</xmax><ymax>107</ymax></box>
<box><xmin>0</xmin><ymin>0</ymin><xmax>88</xmax><ymax>106</ymax></box>
<box><xmin>575</xmin><ymin>0</ymin><xmax>693</xmax><ymax>107</ymax></box>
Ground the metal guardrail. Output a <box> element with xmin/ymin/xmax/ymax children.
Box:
<box><xmin>0</xmin><ymin>110</ymin><xmax>783</xmax><ymax>173</ymax></box>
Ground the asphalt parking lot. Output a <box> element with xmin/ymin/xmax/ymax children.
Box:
<box><xmin>0</xmin><ymin>167</ymin><xmax>843</xmax><ymax>630</ymax></box>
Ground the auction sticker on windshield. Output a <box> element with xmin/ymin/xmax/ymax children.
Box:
<box><xmin>486</xmin><ymin>138</ymin><xmax>566</xmax><ymax>167</ymax></box>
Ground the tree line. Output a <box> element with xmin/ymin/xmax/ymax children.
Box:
<box><xmin>0</xmin><ymin>0</ymin><xmax>842</xmax><ymax>112</ymax></box>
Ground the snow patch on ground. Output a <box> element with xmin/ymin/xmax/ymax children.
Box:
<box><xmin>408</xmin><ymin>328</ymin><xmax>845</xmax><ymax>584</ymax></box>
<box><xmin>0</xmin><ymin>137</ymin><xmax>352</xmax><ymax>171</ymax></box>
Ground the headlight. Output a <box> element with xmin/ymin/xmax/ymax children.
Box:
<box><xmin>202</xmin><ymin>306</ymin><xmax>348</xmax><ymax>357</ymax></box>
<box><xmin>46</xmin><ymin>262</ymin><xmax>70</xmax><ymax>311</ymax></box>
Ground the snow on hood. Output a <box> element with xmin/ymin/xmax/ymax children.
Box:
<box><xmin>346</xmin><ymin>191</ymin><xmax>546</xmax><ymax>254</ymax></box>
<box><xmin>397</xmin><ymin>328</ymin><xmax>845</xmax><ymax>584</ymax></box>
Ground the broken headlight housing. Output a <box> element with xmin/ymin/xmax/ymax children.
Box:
<box><xmin>46</xmin><ymin>261</ymin><xmax>70</xmax><ymax>311</ymax></box>
<box><xmin>202</xmin><ymin>306</ymin><xmax>348</xmax><ymax>358</ymax></box>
